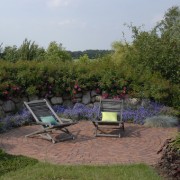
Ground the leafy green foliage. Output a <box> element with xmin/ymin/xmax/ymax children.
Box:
<box><xmin>0</xmin><ymin>39</ymin><xmax>72</xmax><ymax>62</ymax></box>
<box><xmin>1</xmin><ymin>39</ymin><xmax>46</xmax><ymax>61</ymax></box>
<box><xmin>0</xmin><ymin>149</ymin><xmax>38</xmax><ymax>176</ymax></box>
<box><xmin>142</xmin><ymin>6</ymin><xmax>179</xmax><ymax>84</ymax></box>
<box><xmin>112</xmin><ymin>6</ymin><xmax>180</xmax><ymax>108</ymax></box>
<box><xmin>0</xmin><ymin>43</ymin><xmax>3</xmax><ymax>58</ymax></box>
<box><xmin>3</xmin><ymin>45</ymin><xmax>19</xmax><ymax>62</ymax></box>
<box><xmin>170</xmin><ymin>132</ymin><xmax>180</xmax><ymax>150</ymax></box>
<box><xmin>0</xmin><ymin>58</ymin><xmax>125</xmax><ymax>99</ymax></box>
<box><xmin>18</xmin><ymin>39</ymin><xmax>44</xmax><ymax>61</ymax></box>
<box><xmin>0</xmin><ymin>54</ymin><xmax>176</xmax><ymax>108</ymax></box>
<box><xmin>45</xmin><ymin>41</ymin><xmax>72</xmax><ymax>61</ymax></box>
<box><xmin>0</xmin><ymin>6</ymin><xmax>179</xmax><ymax>109</ymax></box>
<box><xmin>153</xmin><ymin>6</ymin><xmax>180</xmax><ymax>84</ymax></box>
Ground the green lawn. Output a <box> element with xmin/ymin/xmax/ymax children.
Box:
<box><xmin>0</xmin><ymin>149</ymin><xmax>162</xmax><ymax>180</ymax></box>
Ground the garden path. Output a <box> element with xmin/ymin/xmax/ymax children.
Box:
<box><xmin>0</xmin><ymin>121</ymin><xmax>178</xmax><ymax>165</ymax></box>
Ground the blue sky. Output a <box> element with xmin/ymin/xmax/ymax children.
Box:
<box><xmin>0</xmin><ymin>0</ymin><xmax>179</xmax><ymax>51</ymax></box>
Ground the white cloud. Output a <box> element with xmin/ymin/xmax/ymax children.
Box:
<box><xmin>58</xmin><ymin>19</ymin><xmax>72</xmax><ymax>26</ymax></box>
<box><xmin>46</xmin><ymin>0</ymin><xmax>72</xmax><ymax>8</ymax></box>
<box><xmin>57</xmin><ymin>19</ymin><xmax>87</xmax><ymax>28</ymax></box>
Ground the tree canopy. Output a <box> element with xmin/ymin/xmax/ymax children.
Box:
<box><xmin>112</xmin><ymin>6</ymin><xmax>180</xmax><ymax>107</ymax></box>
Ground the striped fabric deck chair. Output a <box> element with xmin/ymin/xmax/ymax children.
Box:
<box><xmin>92</xmin><ymin>99</ymin><xmax>124</xmax><ymax>137</ymax></box>
<box><xmin>24</xmin><ymin>99</ymin><xmax>77</xmax><ymax>143</ymax></box>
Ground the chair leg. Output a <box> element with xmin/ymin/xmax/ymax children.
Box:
<box><xmin>40</xmin><ymin>133</ymin><xmax>53</xmax><ymax>141</ymax></box>
<box><xmin>95</xmin><ymin>127</ymin><xmax>98</xmax><ymax>137</ymax></box>
<box><xmin>119</xmin><ymin>128</ymin><xmax>121</xmax><ymax>138</ymax></box>
<box><xmin>61</xmin><ymin>128</ymin><xmax>71</xmax><ymax>135</ymax></box>
<box><xmin>42</xmin><ymin>132</ymin><xmax>73</xmax><ymax>144</ymax></box>
<box><xmin>25</xmin><ymin>127</ymin><xmax>75</xmax><ymax>143</ymax></box>
<box><xmin>121</xmin><ymin>122</ymin><xmax>125</xmax><ymax>131</ymax></box>
<box><xmin>25</xmin><ymin>129</ymin><xmax>46</xmax><ymax>138</ymax></box>
<box><xmin>95</xmin><ymin>125</ymin><xmax>122</xmax><ymax>138</ymax></box>
<box><xmin>60</xmin><ymin>128</ymin><xmax>75</xmax><ymax>139</ymax></box>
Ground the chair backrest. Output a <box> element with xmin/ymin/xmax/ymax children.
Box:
<box><xmin>99</xmin><ymin>99</ymin><xmax>123</xmax><ymax>121</ymax></box>
<box><xmin>24</xmin><ymin>99</ymin><xmax>63</xmax><ymax>124</ymax></box>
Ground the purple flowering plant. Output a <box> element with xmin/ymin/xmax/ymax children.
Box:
<box><xmin>53</xmin><ymin>103</ymin><xmax>99</xmax><ymax>120</ymax></box>
<box><xmin>0</xmin><ymin>101</ymin><xmax>164</xmax><ymax>132</ymax></box>
<box><xmin>0</xmin><ymin>109</ymin><xmax>31</xmax><ymax>132</ymax></box>
<box><xmin>123</xmin><ymin>102</ymin><xmax>163</xmax><ymax>124</ymax></box>
<box><xmin>53</xmin><ymin>102</ymin><xmax>163</xmax><ymax>124</ymax></box>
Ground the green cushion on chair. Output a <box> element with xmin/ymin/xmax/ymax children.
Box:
<box><xmin>40</xmin><ymin>116</ymin><xmax>58</xmax><ymax>125</ymax></box>
<box><xmin>102</xmin><ymin>112</ymin><xmax>117</xmax><ymax>122</ymax></box>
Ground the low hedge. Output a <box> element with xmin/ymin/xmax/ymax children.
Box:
<box><xmin>0</xmin><ymin>58</ymin><xmax>178</xmax><ymax>109</ymax></box>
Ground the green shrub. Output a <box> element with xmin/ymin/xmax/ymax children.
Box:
<box><xmin>0</xmin><ymin>59</ymin><xmax>175</xmax><ymax>104</ymax></box>
<box><xmin>0</xmin><ymin>50</ymin><xmax>179</xmax><ymax>109</ymax></box>
<box><xmin>111</xmin><ymin>6</ymin><xmax>180</xmax><ymax>108</ymax></box>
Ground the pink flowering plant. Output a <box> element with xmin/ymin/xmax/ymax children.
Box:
<box><xmin>0</xmin><ymin>82</ymin><xmax>21</xmax><ymax>100</ymax></box>
<box><xmin>0</xmin><ymin>56</ymin><xmax>177</xmax><ymax>108</ymax></box>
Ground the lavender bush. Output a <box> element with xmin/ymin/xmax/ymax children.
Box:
<box><xmin>53</xmin><ymin>103</ymin><xmax>99</xmax><ymax>120</ymax></box>
<box><xmin>0</xmin><ymin>101</ymin><xmax>177</xmax><ymax>132</ymax></box>
<box><xmin>123</xmin><ymin>102</ymin><xmax>164</xmax><ymax>124</ymax></box>
<box><xmin>0</xmin><ymin>109</ymin><xmax>31</xmax><ymax>132</ymax></box>
<box><xmin>53</xmin><ymin>102</ymin><xmax>164</xmax><ymax>124</ymax></box>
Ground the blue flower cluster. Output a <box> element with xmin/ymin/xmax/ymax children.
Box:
<box><xmin>0</xmin><ymin>109</ymin><xmax>31</xmax><ymax>132</ymax></box>
<box><xmin>53</xmin><ymin>103</ymin><xmax>99</xmax><ymax>120</ymax></box>
<box><xmin>53</xmin><ymin>102</ymin><xmax>163</xmax><ymax>124</ymax></box>
<box><xmin>0</xmin><ymin>101</ymin><xmax>164</xmax><ymax>132</ymax></box>
<box><xmin>123</xmin><ymin>102</ymin><xmax>163</xmax><ymax>124</ymax></box>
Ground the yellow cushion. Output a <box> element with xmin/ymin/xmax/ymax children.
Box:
<box><xmin>102</xmin><ymin>112</ymin><xmax>117</xmax><ymax>122</ymax></box>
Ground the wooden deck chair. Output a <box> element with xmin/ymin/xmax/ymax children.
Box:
<box><xmin>92</xmin><ymin>99</ymin><xmax>124</xmax><ymax>137</ymax></box>
<box><xmin>24</xmin><ymin>99</ymin><xmax>77</xmax><ymax>143</ymax></box>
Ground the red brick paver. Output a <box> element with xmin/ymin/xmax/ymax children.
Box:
<box><xmin>0</xmin><ymin>121</ymin><xmax>178</xmax><ymax>165</ymax></box>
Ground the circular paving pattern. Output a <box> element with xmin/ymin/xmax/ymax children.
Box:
<box><xmin>0</xmin><ymin>121</ymin><xmax>178</xmax><ymax>165</ymax></box>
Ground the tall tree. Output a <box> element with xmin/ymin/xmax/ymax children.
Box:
<box><xmin>0</xmin><ymin>43</ymin><xmax>3</xmax><ymax>59</ymax></box>
<box><xmin>153</xmin><ymin>6</ymin><xmax>180</xmax><ymax>83</ymax></box>
<box><xmin>18</xmin><ymin>38</ymin><xmax>45</xmax><ymax>61</ymax></box>
<box><xmin>46</xmin><ymin>41</ymin><xmax>72</xmax><ymax>61</ymax></box>
<box><xmin>114</xmin><ymin>6</ymin><xmax>180</xmax><ymax>84</ymax></box>
<box><xmin>3</xmin><ymin>45</ymin><xmax>19</xmax><ymax>62</ymax></box>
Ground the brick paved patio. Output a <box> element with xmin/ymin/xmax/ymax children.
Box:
<box><xmin>0</xmin><ymin>121</ymin><xmax>178</xmax><ymax>165</ymax></box>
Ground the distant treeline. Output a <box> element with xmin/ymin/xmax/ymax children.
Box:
<box><xmin>67</xmin><ymin>50</ymin><xmax>113</xmax><ymax>59</ymax></box>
